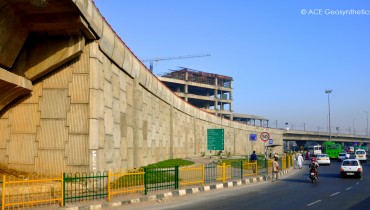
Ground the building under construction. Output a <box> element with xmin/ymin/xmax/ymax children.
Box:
<box><xmin>158</xmin><ymin>67</ymin><xmax>268</xmax><ymax>126</ymax></box>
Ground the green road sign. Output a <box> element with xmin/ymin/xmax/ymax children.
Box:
<box><xmin>207</xmin><ymin>128</ymin><xmax>224</xmax><ymax>150</ymax></box>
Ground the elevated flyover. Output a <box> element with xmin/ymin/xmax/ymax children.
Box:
<box><xmin>283</xmin><ymin>129</ymin><xmax>370</xmax><ymax>143</ymax></box>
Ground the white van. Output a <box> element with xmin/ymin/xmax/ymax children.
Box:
<box><xmin>355</xmin><ymin>149</ymin><xmax>367</xmax><ymax>164</ymax></box>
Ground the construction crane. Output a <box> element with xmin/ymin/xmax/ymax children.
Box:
<box><xmin>141</xmin><ymin>53</ymin><xmax>210</xmax><ymax>72</ymax></box>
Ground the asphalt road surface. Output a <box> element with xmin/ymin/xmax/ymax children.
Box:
<box><xmin>109</xmin><ymin>160</ymin><xmax>370</xmax><ymax>210</ymax></box>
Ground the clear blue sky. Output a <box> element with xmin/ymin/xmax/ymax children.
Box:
<box><xmin>94</xmin><ymin>0</ymin><xmax>370</xmax><ymax>135</ymax></box>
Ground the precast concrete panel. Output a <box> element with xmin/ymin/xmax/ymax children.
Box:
<box><xmin>138</xmin><ymin>64</ymin><xmax>147</xmax><ymax>87</ymax></box>
<box><xmin>40</xmin><ymin>89</ymin><xmax>69</xmax><ymax>119</ymax></box>
<box><xmin>66</xmin><ymin>134</ymin><xmax>89</xmax><ymax>165</ymax></box>
<box><xmin>69</xmin><ymin>74</ymin><xmax>89</xmax><ymax>103</ymax></box>
<box><xmin>98</xmin><ymin>118</ymin><xmax>105</xmax><ymax>148</ymax></box>
<box><xmin>37</xmin><ymin>119</ymin><xmax>68</xmax><ymax>149</ymax></box>
<box><xmin>105</xmin><ymin>135</ymin><xmax>115</xmax><ymax>164</ymax></box>
<box><xmin>0</xmin><ymin>119</ymin><xmax>9</xmax><ymax>148</ymax></box>
<box><xmin>10</xmin><ymin>104</ymin><xmax>39</xmax><ymax>133</ymax></box>
<box><xmin>103</xmin><ymin>79</ymin><xmax>113</xmax><ymax>109</ymax></box>
<box><xmin>112</xmin><ymin>67</ymin><xmax>120</xmax><ymax>100</ymax></box>
<box><xmin>89</xmin><ymin>118</ymin><xmax>99</xmax><ymax>150</ymax></box>
<box><xmin>104</xmin><ymin>107</ymin><xmax>113</xmax><ymax>135</ymax></box>
<box><xmin>67</xmin><ymin>104</ymin><xmax>89</xmax><ymax>134</ymax></box>
<box><xmin>99</xmin><ymin>22</ymin><xmax>115</xmax><ymax>58</ymax></box>
<box><xmin>113</xmin><ymin>123</ymin><xmax>121</xmax><ymax>149</ymax></box>
<box><xmin>126</xmin><ymin>80</ymin><xmax>134</xmax><ymax>107</ymax></box>
<box><xmin>36</xmin><ymin>150</ymin><xmax>66</xmax><ymax>175</ymax></box>
<box><xmin>89</xmin><ymin>89</ymin><xmax>101</xmax><ymax>119</ymax></box>
<box><xmin>23</xmin><ymin>82</ymin><xmax>42</xmax><ymax>104</ymax></box>
<box><xmin>42</xmin><ymin>64</ymin><xmax>73</xmax><ymax>89</ymax></box>
<box><xmin>112</xmin><ymin>36</ymin><xmax>125</xmax><ymax>68</ymax></box>
<box><xmin>122</xmin><ymin>45</ymin><xmax>133</xmax><ymax>76</ymax></box>
<box><xmin>8</xmin><ymin>134</ymin><xmax>37</xmax><ymax>164</ymax></box>
<box><xmin>131</xmin><ymin>57</ymin><xmax>140</xmax><ymax>79</ymax></box>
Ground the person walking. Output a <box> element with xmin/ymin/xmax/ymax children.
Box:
<box><xmin>250</xmin><ymin>151</ymin><xmax>257</xmax><ymax>162</ymax></box>
<box><xmin>297</xmin><ymin>153</ymin><xmax>304</xmax><ymax>169</ymax></box>
<box><xmin>250</xmin><ymin>151</ymin><xmax>258</xmax><ymax>173</ymax></box>
<box><xmin>272</xmin><ymin>157</ymin><xmax>279</xmax><ymax>182</ymax></box>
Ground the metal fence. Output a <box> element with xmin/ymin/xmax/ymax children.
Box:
<box><xmin>1</xmin><ymin>174</ymin><xmax>63</xmax><ymax>210</ymax></box>
<box><xmin>0</xmin><ymin>157</ymin><xmax>294</xmax><ymax>209</ymax></box>
<box><xmin>63</xmin><ymin>171</ymin><xmax>108</xmax><ymax>203</ymax></box>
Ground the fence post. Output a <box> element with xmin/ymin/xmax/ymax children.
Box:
<box><xmin>62</xmin><ymin>173</ymin><xmax>65</xmax><ymax>207</ymax></box>
<box><xmin>175</xmin><ymin>166</ymin><xmax>179</xmax><ymax>189</ymax></box>
<box><xmin>2</xmin><ymin>175</ymin><xmax>5</xmax><ymax>210</ymax></box>
<box><xmin>144</xmin><ymin>168</ymin><xmax>147</xmax><ymax>195</ymax></box>
<box><xmin>107</xmin><ymin>170</ymin><xmax>111</xmax><ymax>201</ymax></box>
<box><xmin>202</xmin><ymin>164</ymin><xmax>205</xmax><ymax>186</ymax></box>
<box><xmin>240</xmin><ymin>161</ymin><xmax>243</xmax><ymax>179</ymax></box>
<box><xmin>222</xmin><ymin>162</ymin><xmax>226</xmax><ymax>183</ymax></box>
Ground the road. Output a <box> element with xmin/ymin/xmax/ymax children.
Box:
<box><xmin>108</xmin><ymin>160</ymin><xmax>370</xmax><ymax>210</ymax></box>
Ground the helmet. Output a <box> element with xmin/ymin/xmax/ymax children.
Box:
<box><xmin>311</xmin><ymin>158</ymin><xmax>316</xmax><ymax>162</ymax></box>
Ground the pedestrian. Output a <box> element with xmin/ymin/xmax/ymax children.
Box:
<box><xmin>250</xmin><ymin>151</ymin><xmax>257</xmax><ymax>173</ymax></box>
<box><xmin>250</xmin><ymin>151</ymin><xmax>257</xmax><ymax>162</ymax></box>
<box><xmin>272</xmin><ymin>157</ymin><xmax>279</xmax><ymax>182</ymax></box>
<box><xmin>297</xmin><ymin>153</ymin><xmax>304</xmax><ymax>169</ymax></box>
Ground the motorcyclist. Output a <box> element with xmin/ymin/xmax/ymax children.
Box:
<box><xmin>309</xmin><ymin>158</ymin><xmax>319</xmax><ymax>178</ymax></box>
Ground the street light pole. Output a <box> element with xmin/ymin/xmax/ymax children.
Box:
<box><xmin>365</xmin><ymin>111</ymin><xmax>368</xmax><ymax>136</ymax></box>
<box><xmin>325</xmin><ymin>90</ymin><xmax>332</xmax><ymax>141</ymax></box>
<box><xmin>353</xmin><ymin>118</ymin><xmax>356</xmax><ymax>135</ymax></box>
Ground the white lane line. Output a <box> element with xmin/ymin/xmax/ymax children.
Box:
<box><xmin>346</xmin><ymin>187</ymin><xmax>352</xmax><ymax>190</ymax></box>
<box><xmin>330</xmin><ymin>192</ymin><xmax>340</xmax><ymax>196</ymax></box>
<box><xmin>307</xmin><ymin>200</ymin><xmax>321</xmax><ymax>206</ymax></box>
<box><xmin>356</xmin><ymin>182</ymin><xmax>360</xmax><ymax>185</ymax></box>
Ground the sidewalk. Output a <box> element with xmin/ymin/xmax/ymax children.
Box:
<box><xmin>59</xmin><ymin>167</ymin><xmax>294</xmax><ymax>210</ymax></box>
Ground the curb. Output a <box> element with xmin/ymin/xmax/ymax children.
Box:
<box><xmin>60</xmin><ymin>167</ymin><xmax>294</xmax><ymax>210</ymax></box>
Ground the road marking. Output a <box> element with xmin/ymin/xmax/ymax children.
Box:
<box><xmin>330</xmin><ymin>192</ymin><xmax>340</xmax><ymax>196</ymax></box>
<box><xmin>356</xmin><ymin>182</ymin><xmax>360</xmax><ymax>185</ymax></box>
<box><xmin>307</xmin><ymin>200</ymin><xmax>321</xmax><ymax>206</ymax></box>
<box><xmin>346</xmin><ymin>187</ymin><xmax>352</xmax><ymax>190</ymax></box>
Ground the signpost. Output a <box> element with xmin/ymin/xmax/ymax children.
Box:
<box><xmin>260</xmin><ymin>132</ymin><xmax>270</xmax><ymax>167</ymax></box>
<box><xmin>207</xmin><ymin>128</ymin><xmax>224</xmax><ymax>150</ymax></box>
<box><xmin>260</xmin><ymin>132</ymin><xmax>270</xmax><ymax>142</ymax></box>
<box><xmin>249</xmin><ymin>134</ymin><xmax>257</xmax><ymax>141</ymax></box>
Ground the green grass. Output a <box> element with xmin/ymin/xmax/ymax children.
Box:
<box><xmin>143</xmin><ymin>158</ymin><xmax>194</xmax><ymax>168</ymax></box>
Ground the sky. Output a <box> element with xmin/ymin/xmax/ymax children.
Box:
<box><xmin>93</xmin><ymin>0</ymin><xmax>370</xmax><ymax>135</ymax></box>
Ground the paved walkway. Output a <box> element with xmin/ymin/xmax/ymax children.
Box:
<box><xmin>59</xmin><ymin>158</ymin><xmax>294</xmax><ymax>210</ymax></box>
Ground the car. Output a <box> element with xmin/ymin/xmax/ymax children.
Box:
<box><xmin>338</xmin><ymin>153</ymin><xmax>347</xmax><ymax>162</ymax></box>
<box><xmin>355</xmin><ymin>149</ymin><xmax>367</xmax><ymax>164</ymax></box>
<box><xmin>316</xmin><ymin>154</ymin><xmax>330</xmax><ymax>165</ymax></box>
<box><xmin>340</xmin><ymin>159</ymin><xmax>363</xmax><ymax>178</ymax></box>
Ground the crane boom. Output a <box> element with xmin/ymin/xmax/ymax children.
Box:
<box><xmin>141</xmin><ymin>53</ymin><xmax>210</xmax><ymax>72</ymax></box>
<box><xmin>141</xmin><ymin>54</ymin><xmax>210</xmax><ymax>62</ymax></box>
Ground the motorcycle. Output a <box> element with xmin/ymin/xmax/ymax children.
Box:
<box><xmin>309</xmin><ymin>168</ymin><xmax>318</xmax><ymax>183</ymax></box>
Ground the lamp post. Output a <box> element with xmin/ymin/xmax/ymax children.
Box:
<box><xmin>353</xmin><ymin>118</ymin><xmax>356</xmax><ymax>135</ymax></box>
<box><xmin>325</xmin><ymin>90</ymin><xmax>332</xmax><ymax>141</ymax></box>
<box><xmin>365</xmin><ymin>111</ymin><xmax>368</xmax><ymax>136</ymax></box>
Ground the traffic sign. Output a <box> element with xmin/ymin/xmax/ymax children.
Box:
<box><xmin>207</xmin><ymin>128</ymin><xmax>224</xmax><ymax>150</ymax></box>
<box><xmin>269</xmin><ymin>139</ymin><xmax>273</xmax><ymax>145</ymax></box>
<box><xmin>260</xmin><ymin>132</ymin><xmax>270</xmax><ymax>142</ymax></box>
<box><xmin>249</xmin><ymin>134</ymin><xmax>257</xmax><ymax>141</ymax></box>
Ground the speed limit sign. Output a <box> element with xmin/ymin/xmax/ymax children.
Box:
<box><xmin>260</xmin><ymin>132</ymin><xmax>270</xmax><ymax>142</ymax></box>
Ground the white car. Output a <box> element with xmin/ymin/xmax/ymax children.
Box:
<box><xmin>340</xmin><ymin>159</ymin><xmax>363</xmax><ymax>178</ymax></box>
<box><xmin>355</xmin><ymin>149</ymin><xmax>367</xmax><ymax>164</ymax></box>
<box><xmin>316</xmin><ymin>154</ymin><xmax>330</xmax><ymax>165</ymax></box>
<box><xmin>338</xmin><ymin>153</ymin><xmax>347</xmax><ymax>162</ymax></box>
